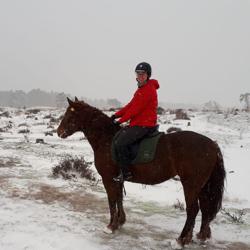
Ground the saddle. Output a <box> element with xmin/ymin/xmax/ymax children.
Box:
<box><xmin>111</xmin><ymin>128</ymin><xmax>164</xmax><ymax>165</ymax></box>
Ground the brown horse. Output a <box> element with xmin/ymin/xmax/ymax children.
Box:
<box><xmin>57</xmin><ymin>97</ymin><xmax>226</xmax><ymax>246</ymax></box>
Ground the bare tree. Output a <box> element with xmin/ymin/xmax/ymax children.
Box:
<box><xmin>203</xmin><ymin>100</ymin><xmax>222</xmax><ymax>113</ymax></box>
<box><xmin>240</xmin><ymin>93</ymin><xmax>250</xmax><ymax>112</ymax></box>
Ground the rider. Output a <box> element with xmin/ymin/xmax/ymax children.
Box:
<box><xmin>111</xmin><ymin>62</ymin><xmax>160</xmax><ymax>183</ymax></box>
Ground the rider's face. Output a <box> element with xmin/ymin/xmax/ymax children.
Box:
<box><xmin>136</xmin><ymin>71</ymin><xmax>148</xmax><ymax>83</ymax></box>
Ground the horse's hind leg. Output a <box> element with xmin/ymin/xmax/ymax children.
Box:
<box><xmin>197</xmin><ymin>189</ymin><xmax>212</xmax><ymax>241</ymax></box>
<box><xmin>178</xmin><ymin>185</ymin><xmax>200</xmax><ymax>246</ymax></box>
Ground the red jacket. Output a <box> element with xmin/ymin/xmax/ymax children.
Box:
<box><xmin>115</xmin><ymin>79</ymin><xmax>160</xmax><ymax>127</ymax></box>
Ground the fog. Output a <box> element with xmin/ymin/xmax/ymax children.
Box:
<box><xmin>0</xmin><ymin>0</ymin><xmax>249</xmax><ymax>106</ymax></box>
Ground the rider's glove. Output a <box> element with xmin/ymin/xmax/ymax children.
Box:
<box><xmin>110</xmin><ymin>114</ymin><xmax>116</xmax><ymax>121</ymax></box>
<box><xmin>110</xmin><ymin>114</ymin><xmax>121</xmax><ymax>125</ymax></box>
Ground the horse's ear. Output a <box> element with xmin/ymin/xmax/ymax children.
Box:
<box><xmin>75</xmin><ymin>96</ymin><xmax>79</xmax><ymax>102</ymax></box>
<box><xmin>67</xmin><ymin>97</ymin><xmax>74</xmax><ymax>106</ymax></box>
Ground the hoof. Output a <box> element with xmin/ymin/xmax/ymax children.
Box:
<box><xmin>170</xmin><ymin>239</ymin><xmax>183</xmax><ymax>249</ymax></box>
<box><xmin>177</xmin><ymin>234</ymin><xmax>193</xmax><ymax>246</ymax></box>
<box><xmin>118</xmin><ymin>217</ymin><xmax>126</xmax><ymax>226</ymax></box>
<box><xmin>196</xmin><ymin>228</ymin><xmax>211</xmax><ymax>241</ymax></box>
<box><xmin>103</xmin><ymin>225</ymin><xmax>113</xmax><ymax>234</ymax></box>
<box><xmin>196</xmin><ymin>232</ymin><xmax>204</xmax><ymax>240</ymax></box>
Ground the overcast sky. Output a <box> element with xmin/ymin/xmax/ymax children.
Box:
<box><xmin>0</xmin><ymin>0</ymin><xmax>249</xmax><ymax>106</ymax></box>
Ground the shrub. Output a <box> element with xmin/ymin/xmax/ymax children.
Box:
<box><xmin>108</xmin><ymin>107</ymin><xmax>119</xmax><ymax>112</ymax></box>
<box><xmin>45</xmin><ymin>131</ymin><xmax>53</xmax><ymax>136</ymax></box>
<box><xmin>52</xmin><ymin>155</ymin><xmax>96</xmax><ymax>181</ymax></box>
<box><xmin>36</xmin><ymin>138</ymin><xmax>45</xmax><ymax>144</ymax></box>
<box><xmin>47</xmin><ymin>116</ymin><xmax>62</xmax><ymax>124</ymax></box>
<box><xmin>47</xmin><ymin>123</ymin><xmax>55</xmax><ymax>129</ymax></box>
<box><xmin>18</xmin><ymin>129</ymin><xmax>30</xmax><ymax>134</ymax></box>
<box><xmin>25</xmin><ymin>108</ymin><xmax>41</xmax><ymax>114</ymax></box>
<box><xmin>221</xmin><ymin>208</ymin><xmax>246</xmax><ymax>224</ymax></box>
<box><xmin>157</xmin><ymin>106</ymin><xmax>165</xmax><ymax>115</ymax></box>
<box><xmin>26</xmin><ymin>115</ymin><xmax>35</xmax><ymax>119</ymax></box>
<box><xmin>174</xmin><ymin>109</ymin><xmax>190</xmax><ymax>120</ymax></box>
<box><xmin>167</xmin><ymin>127</ymin><xmax>182</xmax><ymax>133</ymax></box>
<box><xmin>49</xmin><ymin>117</ymin><xmax>58</xmax><ymax>123</ymax></box>
<box><xmin>43</xmin><ymin>114</ymin><xmax>53</xmax><ymax>119</ymax></box>
<box><xmin>0</xmin><ymin>111</ymin><xmax>11</xmax><ymax>118</ymax></box>
<box><xmin>173</xmin><ymin>199</ymin><xmax>185</xmax><ymax>211</ymax></box>
<box><xmin>18</xmin><ymin>122</ymin><xmax>28</xmax><ymax>127</ymax></box>
<box><xmin>0</xmin><ymin>128</ymin><xmax>6</xmax><ymax>132</ymax></box>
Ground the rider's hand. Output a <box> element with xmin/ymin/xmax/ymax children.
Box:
<box><xmin>113</xmin><ymin>120</ymin><xmax>121</xmax><ymax>126</ymax></box>
<box><xmin>110</xmin><ymin>114</ymin><xmax>121</xmax><ymax>125</ymax></box>
<box><xmin>110</xmin><ymin>114</ymin><xmax>116</xmax><ymax>121</ymax></box>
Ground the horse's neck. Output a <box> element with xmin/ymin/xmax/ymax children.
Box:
<box><xmin>80</xmin><ymin>107</ymin><xmax>116</xmax><ymax>151</ymax></box>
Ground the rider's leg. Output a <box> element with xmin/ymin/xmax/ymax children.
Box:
<box><xmin>113</xmin><ymin>126</ymin><xmax>152</xmax><ymax>182</ymax></box>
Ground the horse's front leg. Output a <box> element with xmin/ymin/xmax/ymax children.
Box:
<box><xmin>107</xmin><ymin>196</ymin><xmax>118</xmax><ymax>231</ymax></box>
<box><xmin>103</xmin><ymin>180</ymin><xmax>123</xmax><ymax>233</ymax></box>
<box><xmin>117</xmin><ymin>183</ymin><xmax>126</xmax><ymax>226</ymax></box>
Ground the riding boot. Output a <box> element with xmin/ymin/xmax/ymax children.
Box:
<box><xmin>122</xmin><ymin>165</ymin><xmax>133</xmax><ymax>180</ymax></box>
<box><xmin>113</xmin><ymin>171</ymin><xmax>124</xmax><ymax>183</ymax></box>
<box><xmin>113</xmin><ymin>167</ymin><xmax>133</xmax><ymax>183</ymax></box>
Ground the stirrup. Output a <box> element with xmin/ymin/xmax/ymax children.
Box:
<box><xmin>113</xmin><ymin>173</ymin><xmax>124</xmax><ymax>183</ymax></box>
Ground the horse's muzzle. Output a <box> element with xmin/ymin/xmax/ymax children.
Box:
<box><xmin>57</xmin><ymin>128</ymin><xmax>68</xmax><ymax>138</ymax></box>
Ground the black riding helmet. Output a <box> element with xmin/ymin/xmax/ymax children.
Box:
<box><xmin>135</xmin><ymin>62</ymin><xmax>152</xmax><ymax>79</ymax></box>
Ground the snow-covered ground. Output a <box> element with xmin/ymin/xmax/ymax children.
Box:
<box><xmin>0</xmin><ymin>107</ymin><xmax>249</xmax><ymax>250</ymax></box>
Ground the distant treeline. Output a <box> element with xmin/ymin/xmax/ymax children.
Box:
<box><xmin>0</xmin><ymin>89</ymin><xmax>122</xmax><ymax>108</ymax></box>
<box><xmin>2</xmin><ymin>89</ymin><xmax>228</xmax><ymax>110</ymax></box>
<box><xmin>0</xmin><ymin>89</ymin><xmax>64</xmax><ymax>108</ymax></box>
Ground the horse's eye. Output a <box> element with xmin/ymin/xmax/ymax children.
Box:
<box><xmin>70</xmin><ymin>107</ymin><xmax>75</xmax><ymax>112</ymax></box>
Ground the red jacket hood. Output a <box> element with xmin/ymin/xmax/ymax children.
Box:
<box><xmin>148</xmin><ymin>79</ymin><xmax>160</xmax><ymax>90</ymax></box>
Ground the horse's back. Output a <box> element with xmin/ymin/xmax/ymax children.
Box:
<box><xmin>130</xmin><ymin>130</ymin><xmax>220</xmax><ymax>185</ymax></box>
<box><xmin>162</xmin><ymin>130</ymin><xmax>216</xmax><ymax>149</ymax></box>
<box><xmin>158</xmin><ymin>130</ymin><xmax>219</xmax><ymax>179</ymax></box>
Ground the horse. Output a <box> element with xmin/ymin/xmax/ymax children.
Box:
<box><xmin>57</xmin><ymin>97</ymin><xmax>226</xmax><ymax>246</ymax></box>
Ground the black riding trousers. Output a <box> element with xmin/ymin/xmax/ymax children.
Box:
<box><xmin>113</xmin><ymin>126</ymin><xmax>155</xmax><ymax>169</ymax></box>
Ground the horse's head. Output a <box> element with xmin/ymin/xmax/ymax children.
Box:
<box><xmin>57</xmin><ymin>97</ymin><xmax>84</xmax><ymax>138</ymax></box>
<box><xmin>57</xmin><ymin>96</ymin><xmax>120</xmax><ymax>140</ymax></box>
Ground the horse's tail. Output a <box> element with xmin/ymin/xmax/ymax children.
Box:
<box><xmin>202</xmin><ymin>143</ymin><xmax>226</xmax><ymax>221</ymax></box>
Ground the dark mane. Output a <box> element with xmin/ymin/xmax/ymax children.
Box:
<box><xmin>77</xmin><ymin>101</ymin><xmax>120</xmax><ymax>136</ymax></box>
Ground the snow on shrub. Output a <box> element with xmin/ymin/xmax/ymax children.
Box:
<box><xmin>18</xmin><ymin>129</ymin><xmax>30</xmax><ymax>134</ymax></box>
<box><xmin>173</xmin><ymin>199</ymin><xmax>185</xmax><ymax>211</ymax></box>
<box><xmin>0</xmin><ymin>111</ymin><xmax>11</xmax><ymax>118</ymax></box>
<box><xmin>25</xmin><ymin>108</ymin><xmax>41</xmax><ymax>114</ymax></box>
<box><xmin>174</xmin><ymin>109</ymin><xmax>190</xmax><ymax>120</ymax></box>
<box><xmin>221</xmin><ymin>208</ymin><xmax>246</xmax><ymax>224</ymax></box>
<box><xmin>52</xmin><ymin>155</ymin><xmax>96</xmax><ymax>181</ymax></box>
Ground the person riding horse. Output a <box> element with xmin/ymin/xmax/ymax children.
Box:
<box><xmin>111</xmin><ymin>62</ymin><xmax>160</xmax><ymax>183</ymax></box>
<box><xmin>58</xmin><ymin>93</ymin><xmax>225</xmax><ymax>245</ymax></box>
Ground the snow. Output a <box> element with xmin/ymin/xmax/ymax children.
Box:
<box><xmin>0</xmin><ymin>107</ymin><xmax>250</xmax><ymax>249</ymax></box>
<box><xmin>0</xmin><ymin>198</ymin><xmax>106</xmax><ymax>250</ymax></box>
